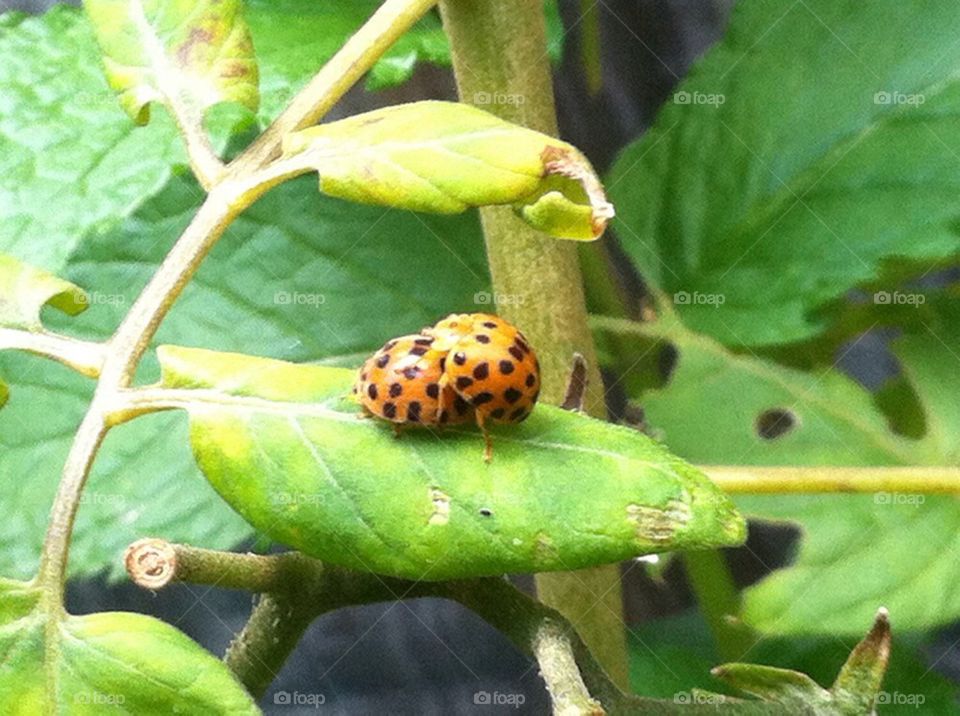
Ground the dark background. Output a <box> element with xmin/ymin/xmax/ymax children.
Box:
<box><xmin>7</xmin><ymin>1</ymin><xmax>953</xmax><ymax>714</ymax></box>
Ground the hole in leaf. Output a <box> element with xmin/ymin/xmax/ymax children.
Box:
<box><xmin>755</xmin><ymin>408</ymin><xmax>798</xmax><ymax>440</ymax></box>
<box><xmin>479</xmin><ymin>508</ymin><xmax>493</xmax><ymax>517</ymax></box>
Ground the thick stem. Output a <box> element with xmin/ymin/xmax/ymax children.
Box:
<box><xmin>0</xmin><ymin>329</ymin><xmax>105</xmax><ymax>378</ymax></box>
<box><xmin>233</xmin><ymin>0</ymin><xmax>440</xmax><ymax>172</ymax></box>
<box><xmin>439</xmin><ymin>0</ymin><xmax>629</xmax><ymax>689</ymax></box>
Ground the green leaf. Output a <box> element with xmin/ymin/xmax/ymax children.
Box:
<box><xmin>154</xmin><ymin>344</ymin><xmax>745</xmax><ymax>580</ymax></box>
<box><xmin>247</xmin><ymin>0</ymin><xmax>447</xmax><ymax>120</ymax></box>
<box><xmin>282</xmin><ymin>101</ymin><xmax>613</xmax><ymax>240</ymax></box>
<box><xmin>0</xmin><ymin>577</ymin><xmax>258</xmax><ymax>713</ymax></box>
<box><xmin>710</xmin><ymin>664</ymin><xmax>831</xmax><ymax>711</ymax></box>
<box><xmin>84</xmin><ymin>0</ymin><xmax>258</xmax><ymax>125</ymax></box>
<box><xmin>0</xmin><ymin>7</ymin><xmax>187</xmax><ymax>270</ymax></box>
<box><xmin>608</xmin><ymin>0</ymin><xmax>960</xmax><ymax>346</ymax></box>
<box><xmin>0</xmin><ymin>254</ymin><xmax>86</xmax><ymax>332</ymax></box>
<box><xmin>831</xmin><ymin>609</ymin><xmax>891</xmax><ymax>715</ymax></box>
<box><xmin>0</xmin><ymin>174</ymin><xmax>490</xmax><ymax>581</ymax></box>
<box><xmin>598</xmin><ymin>311</ymin><xmax>960</xmax><ymax>634</ymax></box>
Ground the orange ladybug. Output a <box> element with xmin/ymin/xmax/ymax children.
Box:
<box><xmin>355</xmin><ymin>313</ymin><xmax>541</xmax><ymax>461</ymax></box>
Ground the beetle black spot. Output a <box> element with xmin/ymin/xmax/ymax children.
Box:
<box><xmin>525</xmin><ymin>372</ymin><xmax>536</xmax><ymax>387</ymax></box>
<box><xmin>409</xmin><ymin>345</ymin><xmax>428</xmax><ymax>356</ymax></box>
<box><xmin>367</xmin><ymin>384</ymin><xmax>378</xmax><ymax>400</ymax></box>
<box><xmin>426</xmin><ymin>383</ymin><xmax>440</xmax><ymax>399</ymax></box>
<box><xmin>382</xmin><ymin>402</ymin><xmax>397</xmax><ymax>419</ymax></box>
<box><xmin>498</xmin><ymin>360</ymin><xmax>514</xmax><ymax>375</ymax></box>
<box><xmin>361</xmin><ymin>371</ymin><xmax>368</xmax><ymax>381</ymax></box>
<box><xmin>490</xmin><ymin>407</ymin><xmax>506</xmax><ymax>419</ymax></box>
<box><xmin>414</xmin><ymin>337</ymin><xmax>433</xmax><ymax>345</ymax></box>
<box><xmin>515</xmin><ymin>338</ymin><xmax>530</xmax><ymax>354</ymax></box>
<box><xmin>453</xmin><ymin>352</ymin><xmax>467</xmax><ymax>366</ymax></box>
<box><xmin>475</xmin><ymin>334</ymin><xmax>491</xmax><ymax>344</ymax></box>
<box><xmin>439</xmin><ymin>357</ymin><xmax>446</xmax><ymax>372</ymax></box>
<box><xmin>384</xmin><ymin>340</ymin><xmax>398</xmax><ymax>351</ymax></box>
<box><xmin>473</xmin><ymin>392</ymin><xmax>494</xmax><ymax>406</ymax></box>
<box><xmin>407</xmin><ymin>401</ymin><xmax>422</xmax><ymax>422</ymax></box>
<box><xmin>456</xmin><ymin>376</ymin><xmax>474</xmax><ymax>390</ymax></box>
<box><xmin>509</xmin><ymin>407</ymin><xmax>527</xmax><ymax>421</ymax></box>
<box><xmin>389</xmin><ymin>383</ymin><xmax>403</xmax><ymax>398</ymax></box>
<box><xmin>439</xmin><ymin>409</ymin><xmax>450</xmax><ymax>423</ymax></box>
<box><xmin>504</xmin><ymin>387</ymin><xmax>522</xmax><ymax>404</ymax></box>
<box><xmin>454</xmin><ymin>395</ymin><xmax>470</xmax><ymax>414</ymax></box>
<box><xmin>483</xmin><ymin>321</ymin><xmax>497</xmax><ymax>329</ymax></box>
<box><xmin>473</xmin><ymin>362</ymin><xmax>490</xmax><ymax>380</ymax></box>
<box><xmin>403</xmin><ymin>366</ymin><xmax>418</xmax><ymax>380</ymax></box>
<box><xmin>376</xmin><ymin>353</ymin><xmax>390</xmax><ymax>368</ymax></box>
<box><xmin>508</xmin><ymin>346</ymin><xmax>524</xmax><ymax>361</ymax></box>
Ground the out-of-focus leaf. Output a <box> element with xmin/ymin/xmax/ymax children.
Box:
<box><xmin>597</xmin><ymin>310</ymin><xmax>960</xmax><ymax>634</ymax></box>
<box><xmin>155</xmin><ymin>344</ymin><xmax>745</xmax><ymax>580</ymax></box>
<box><xmin>0</xmin><ymin>254</ymin><xmax>86</xmax><ymax>331</ymax></box>
<box><xmin>282</xmin><ymin>101</ymin><xmax>613</xmax><ymax>239</ymax></box>
<box><xmin>0</xmin><ymin>8</ymin><xmax>186</xmax><ymax>270</ymax></box>
<box><xmin>608</xmin><ymin>0</ymin><xmax>960</xmax><ymax>346</ymax></box>
<box><xmin>84</xmin><ymin>0</ymin><xmax>258</xmax><ymax>125</ymax></box>
<box><xmin>629</xmin><ymin>610</ymin><xmax>957</xmax><ymax>714</ymax></box>
<box><xmin>0</xmin><ymin>577</ymin><xmax>258</xmax><ymax>714</ymax></box>
<box><xmin>710</xmin><ymin>664</ymin><xmax>831</xmax><ymax>711</ymax></box>
<box><xmin>0</xmin><ymin>174</ymin><xmax>490</xmax><ymax>581</ymax></box>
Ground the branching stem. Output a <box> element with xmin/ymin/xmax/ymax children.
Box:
<box><xmin>0</xmin><ymin>328</ymin><xmax>104</xmax><ymax>377</ymax></box>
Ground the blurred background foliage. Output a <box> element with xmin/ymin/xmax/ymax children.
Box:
<box><xmin>1</xmin><ymin>0</ymin><xmax>958</xmax><ymax>712</ymax></box>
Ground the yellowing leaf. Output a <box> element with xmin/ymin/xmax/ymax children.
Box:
<box><xmin>282</xmin><ymin>101</ymin><xmax>613</xmax><ymax>240</ymax></box>
<box><xmin>0</xmin><ymin>254</ymin><xmax>87</xmax><ymax>332</ymax></box>
<box><xmin>84</xmin><ymin>0</ymin><xmax>259</xmax><ymax>125</ymax></box>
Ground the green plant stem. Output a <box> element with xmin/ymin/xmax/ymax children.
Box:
<box><xmin>124</xmin><ymin>541</ymin><xmax>630</xmax><ymax>712</ymax></box>
<box><xmin>0</xmin><ymin>328</ymin><xmax>104</xmax><ymax>377</ymax></box>
<box><xmin>705</xmin><ymin>465</ymin><xmax>960</xmax><ymax>493</ymax></box>
<box><xmin>682</xmin><ymin>551</ymin><xmax>754</xmax><ymax>663</ymax></box>
<box><xmin>233</xmin><ymin>0</ymin><xmax>440</xmax><ymax>173</ymax></box>
<box><xmin>439</xmin><ymin>0</ymin><xmax>629</xmax><ymax>689</ymax></box>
